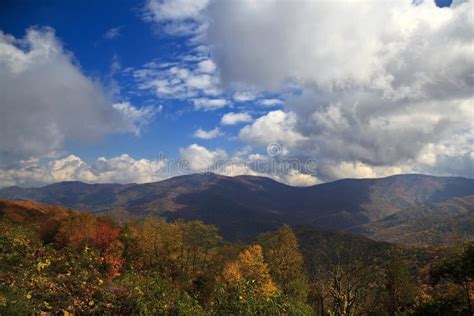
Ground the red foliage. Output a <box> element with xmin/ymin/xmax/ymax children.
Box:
<box><xmin>95</xmin><ymin>219</ymin><xmax>121</xmax><ymax>251</ymax></box>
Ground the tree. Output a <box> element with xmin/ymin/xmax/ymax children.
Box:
<box><xmin>176</xmin><ymin>220</ymin><xmax>222</xmax><ymax>279</ymax></box>
<box><xmin>54</xmin><ymin>212</ymin><xmax>97</xmax><ymax>248</ymax></box>
<box><xmin>216</xmin><ymin>244</ymin><xmax>280</xmax><ymax>314</ymax></box>
<box><xmin>175</xmin><ymin>220</ymin><xmax>223</xmax><ymax>305</ymax></box>
<box><xmin>324</xmin><ymin>261</ymin><xmax>377</xmax><ymax>316</ymax></box>
<box><xmin>133</xmin><ymin>218</ymin><xmax>183</xmax><ymax>277</ymax></box>
<box><xmin>257</xmin><ymin>225</ymin><xmax>312</xmax><ymax>313</ymax></box>
<box><xmin>430</xmin><ymin>242</ymin><xmax>473</xmax><ymax>315</ymax></box>
<box><xmin>222</xmin><ymin>244</ymin><xmax>278</xmax><ymax>299</ymax></box>
<box><xmin>384</xmin><ymin>257</ymin><xmax>417</xmax><ymax>315</ymax></box>
<box><xmin>314</xmin><ymin>244</ymin><xmax>384</xmax><ymax>316</ymax></box>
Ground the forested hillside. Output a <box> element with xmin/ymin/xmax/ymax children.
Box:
<box><xmin>1</xmin><ymin>173</ymin><xmax>473</xmax><ymax>242</ymax></box>
<box><xmin>353</xmin><ymin>196</ymin><xmax>474</xmax><ymax>245</ymax></box>
<box><xmin>1</xmin><ymin>200</ymin><xmax>472</xmax><ymax>315</ymax></box>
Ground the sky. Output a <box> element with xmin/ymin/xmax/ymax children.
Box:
<box><xmin>0</xmin><ymin>0</ymin><xmax>472</xmax><ymax>187</ymax></box>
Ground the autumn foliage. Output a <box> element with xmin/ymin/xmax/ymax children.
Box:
<box><xmin>0</xmin><ymin>199</ymin><xmax>472</xmax><ymax>315</ymax></box>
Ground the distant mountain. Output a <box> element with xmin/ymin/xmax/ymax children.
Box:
<box><xmin>351</xmin><ymin>195</ymin><xmax>474</xmax><ymax>245</ymax></box>
<box><xmin>1</xmin><ymin>173</ymin><xmax>473</xmax><ymax>240</ymax></box>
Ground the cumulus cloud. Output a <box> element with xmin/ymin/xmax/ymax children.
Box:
<box><xmin>0</xmin><ymin>154</ymin><xmax>167</xmax><ymax>187</ymax></box>
<box><xmin>197</xmin><ymin>59</ymin><xmax>216</xmax><ymax>73</ymax></box>
<box><xmin>89</xmin><ymin>154</ymin><xmax>167</xmax><ymax>184</ymax></box>
<box><xmin>179</xmin><ymin>144</ymin><xmax>227</xmax><ymax>172</ymax></box>
<box><xmin>193</xmin><ymin>127</ymin><xmax>222</xmax><ymax>139</ymax></box>
<box><xmin>233</xmin><ymin>91</ymin><xmax>256</xmax><ymax>102</ymax></box>
<box><xmin>281</xmin><ymin>169</ymin><xmax>320</xmax><ymax>186</ymax></box>
<box><xmin>208</xmin><ymin>0</ymin><xmax>473</xmax><ymax>92</ymax></box>
<box><xmin>202</xmin><ymin>0</ymin><xmax>474</xmax><ymax>179</ymax></box>
<box><xmin>220</xmin><ymin>112</ymin><xmax>252</xmax><ymax>125</ymax></box>
<box><xmin>239</xmin><ymin>110</ymin><xmax>307</xmax><ymax>151</ymax></box>
<box><xmin>324</xmin><ymin>161</ymin><xmax>409</xmax><ymax>180</ymax></box>
<box><xmin>0</xmin><ymin>27</ymin><xmax>156</xmax><ymax>167</ymax></box>
<box><xmin>258</xmin><ymin>98</ymin><xmax>284</xmax><ymax>107</ymax></box>
<box><xmin>193</xmin><ymin>98</ymin><xmax>228</xmax><ymax>110</ymax></box>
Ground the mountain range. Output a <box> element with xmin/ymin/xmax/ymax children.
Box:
<box><xmin>1</xmin><ymin>173</ymin><xmax>473</xmax><ymax>242</ymax></box>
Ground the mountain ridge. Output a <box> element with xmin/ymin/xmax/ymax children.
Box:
<box><xmin>1</xmin><ymin>173</ymin><xmax>473</xmax><ymax>241</ymax></box>
<box><xmin>4</xmin><ymin>172</ymin><xmax>472</xmax><ymax>190</ymax></box>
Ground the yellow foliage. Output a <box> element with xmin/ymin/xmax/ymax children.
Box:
<box><xmin>43</xmin><ymin>301</ymin><xmax>52</xmax><ymax>310</ymax></box>
<box><xmin>37</xmin><ymin>259</ymin><xmax>51</xmax><ymax>272</ymax></box>
<box><xmin>222</xmin><ymin>261</ymin><xmax>242</xmax><ymax>283</ymax></box>
<box><xmin>222</xmin><ymin>244</ymin><xmax>278</xmax><ymax>298</ymax></box>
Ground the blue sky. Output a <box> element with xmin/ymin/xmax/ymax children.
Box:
<box><xmin>0</xmin><ymin>0</ymin><xmax>472</xmax><ymax>187</ymax></box>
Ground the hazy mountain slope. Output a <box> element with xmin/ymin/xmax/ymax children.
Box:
<box><xmin>0</xmin><ymin>182</ymin><xmax>130</xmax><ymax>213</ymax></box>
<box><xmin>352</xmin><ymin>196</ymin><xmax>474</xmax><ymax>245</ymax></box>
<box><xmin>1</xmin><ymin>173</ymin><xmax>473</xmax><ymax>240</ymax></box>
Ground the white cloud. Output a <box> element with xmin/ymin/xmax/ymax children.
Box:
<box><xmin>193</xmin><ymin>98</ymin><xmax>228</xmax><ymax>110</ymax></box>
<box><xmin>208</xmin><ymin>1</ymin><xmax>473</xmax><ymax>92</ymax></box>
<box><xmin>221</xmin><ymin>112</ymin><xmax>252</xmax><ymax>125</ymax></box>
<box><xmin>90</xmin><ymin>154</ymin><xmax>167</xmax><ymax>184</ymax></box>
<box><xmin>0</xmin><ymin>27</ymin><xmax>154</xmax><ymax>167</ymax></box>
<box><xmin>233</xmin><ymin>91</ymin><xmax>256</xmax><ymax>102</ymax></box>
<box><xmin>239</xmin><ymin>110</ymin><xmax>306</xmax><ymax>150</ymax></box>
<box><xmin>144</xmin><ymin>0</ymin><xmax>209</xmax><ymax>21</ymax></box>
<box><xmin>133</xmin><ymin>57</ymin><xmax>222</xmax><ymax>99</ymax></box>
<box><xmin>104</xmin><ymin>27</ymin><xmax>122</xmax><ymax>40</ymax></box>
<box><xmin>143</xmin><ymin>0</ymin><xmax>209</xmax><ymax>37</ymax></box>
<box><xmin>0</xmin><ymin>154</ymin><xmax>167</xmax><ymax>187</ymax></box>
<box><xmin>280</xmin><ymin>169</ymin><xmax>320</xmax><ymax>186</ymax></box>
<box><xmin>179</xmin><ymin>144</ymin><xmax>227</xmax><ymax>172</ymax></box>
<box><xmin>325</xmin><ymin>161</ymin><xmax>409</xmax><ymax>180</ymax></box>
<box><xmin>197</xmin><ymin>59</ymin><xmax>216</xmax><ymax>73</ymax></box>
<box><xmin>112</xmin><ymin>102</ymin><xmax>159</xmax><ymax>135</ymax></box>
<box><xmin>218</xmin><ymin>163</ymin><xmax>261</xmax><ymax>178</ymax></box>
<box><xmin>48</xmin><ymin>155</ymin><xmax>97</xmax><ymax>183</ymax></box>
<box><xmin>258</xmin><ymin>98</ymin><xmax>283</xmax><ymax>107</ymax></box>
<box><xmin>193</xmin><ymin>127</ymin><xmax>222</xmax><ymax>139</ymax></box>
